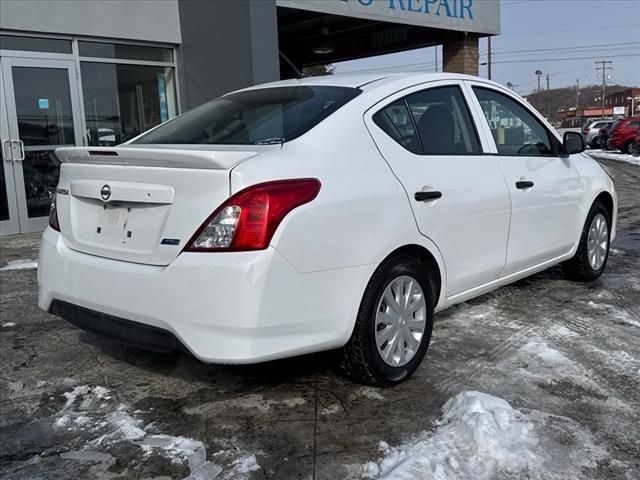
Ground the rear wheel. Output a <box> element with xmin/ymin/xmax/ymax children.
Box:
<box><xmin>622</xmin><ymin>139</ymin><xmax>633</xmax><ymax>154</ymax></box>
<box><xmin>629</xmin><ymin>142</ymin><xmax>640</xmax><ymax>157</ymax></box>
<box><xmin>563</xmin><ymin>202</ymin><xmax>611</xmax><ymax>282</ymax></box>
<box><xmin>338</xmin><ymin>256</ymin><xmax>434</xmax><ymax>386</ymax></box>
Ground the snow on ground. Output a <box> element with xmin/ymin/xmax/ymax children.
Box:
<box><xmin>0</xmin><ymin>259</ymin><xmax>38</xmax><ymax>271</ymax></box>
<box><xmin>54</xmin><ymin>384</ymin><xmax>261</xmax><ymax>479</ymax></box>
<box><xmin>587</xmin><ymin>150</ymin><xmax>640</xmax><ymax>166</ymax></box>
<box><xmin>587</xmin><ymin>300</ymin><xmax>640</xmax><ymax>328</ymax></box>
<box><xmin>360</xmin><ymin>390</ymin><xmax>606</xmax><ymax>480</ymax></box>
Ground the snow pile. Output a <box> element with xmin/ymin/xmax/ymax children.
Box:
<box><xmin>54</xmin><ymin>384</ymin><xmax>261</xmax><ymax>479</ymax></box>
<box><xmin>0</xmin><ymin>259</ymin><xmax>38</xmax><ymax>271</ymax></box>
<box><xmin>588</xmin><ymin>150</ymin><xmax>640</xmax><ymax>166</ymax></box>
<box><xmin>361</xmin><ymin>390</ymin><xmax>608</xmax><ymax>479</ymax></box>
<box><xmin>2</xmin><ymin>322</ymin><xmax>16</xmax><ymax>327</ymax></box>
<box><xmin>360</xmin><ymin>391</ymin><xmax>537</xmax><ymax>479</ymax></box>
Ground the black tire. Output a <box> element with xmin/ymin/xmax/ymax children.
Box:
<box><xmin>590</xmin><ymin>137</ymin><xmax>600</xmax><ymax>149</ymax></box>
<box><xmin>630</xmin><ymin>142</ymin><xmax>640</xmax><ymax>157</ymax></box>
<box><xmin>622</xmin><ymin>139</ymin><xmax>633</xmax><ymax>154</ymax></box>
<box><xmin>562</xmin><ymin>202</ymin><xmax>611</xmax><ymax>282</ymax></box>
<box><xmin>337</xmin><ymin>255</ymin><xmax>434</xmax><ymax>386</ymax></box>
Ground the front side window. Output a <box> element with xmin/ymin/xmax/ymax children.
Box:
<box><xmin>133</xmin><ymin>86</ymin><xmax>361</xmax><ymax>145</ymax></box>
<box><xmin>473</xmin><ymin>87</ymin><xmax>555</xmax><ymax>156</ymax></box>
<box><xmin>373</xmin><ymin>85</ymin><xmax>481</xmax><ymax>155</ymax></box>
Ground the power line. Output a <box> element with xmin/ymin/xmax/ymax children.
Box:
<box><xmin>480</xmin><ymin>42</ymin><xmax>640</xmax><ymax>57</ymax></box>
<box><xmin>492</xmin><ymin>53</ymin><xmax>639</xmax><ymax>65</ymax></box>
<box><xmin>500</xmin><ymin>23</ymin><xmax>640</xmax><ymax>36</ymax></box>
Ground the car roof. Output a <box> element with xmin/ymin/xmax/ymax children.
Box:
<box><xmin>235</xmin><ymin>72</ymin><xmax>493</xmax><ymax>93</ymax></box>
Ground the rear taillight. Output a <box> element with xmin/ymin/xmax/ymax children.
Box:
<box><xmin>185</xmin><ymin>179</ymin><xmax>321</xmax><ymax>252</ymax></box>
<box><xmin>48</xmin><ymin>194</ymin><xmax>60</xmax><ymax>231</ymax></box>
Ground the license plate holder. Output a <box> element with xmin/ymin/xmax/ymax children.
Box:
<box><xmin>97</xmin><ymin>204</ymin><xmax>129</xmax><ymax>240</ymax></box>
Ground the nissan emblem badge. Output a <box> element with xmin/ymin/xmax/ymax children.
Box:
<box><xmin>100</xmin><ymin>184</ymin><xmax>111</xmax><ymax>201</ymax></box>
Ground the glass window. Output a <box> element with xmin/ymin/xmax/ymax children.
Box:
<box><xmin>79</xmin><ymin>41</ymin><xmax>173</xmax><ymax>62</ymax></box>
<box><xmin>473</xmin><ymin>87</ymin><xmax>554</xmax><ymax>156</ymax></box>
<box><xmin>133</xmin><ymin>86</ymin><xmax>361</xmax><ymax>145</ymax></box>
<box><xmin>81</xmin><ymin>63</ymin><xmax>177</xmax><ymax>146</ymax></box>
<box><xmin>373</xmin><ymin>99</ymin><xmax>421</xmax><ymax>154</ymax></box>
<box><xmin>11</xmin><ymin>67</ymin><xmax>75</xmax><ymax>146</ymax></box>
<box><xmin>406</xmin><ymin>86</ymin><xmax>481</xmax><ymax>155</ymax></box>
<box><xmin>0</xmin><ymin>35</ymin><xmax>72</xmax><ymax>54</ymax></box>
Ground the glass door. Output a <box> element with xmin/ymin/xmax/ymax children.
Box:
<box><xmin>1</xmin><ymin>66</ymin><xmax>21</xmax><ymax>236</ymax></box>
<box><xmin>1</xmin><ymin>57</ymin><xmax>83</xmax><ymax>233</ymax></box>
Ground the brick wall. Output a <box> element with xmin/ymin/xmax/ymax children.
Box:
<box><xmin>443</xmin><ymin>34</ymin><xmax>479</xmax><ymax>76</ymax></box>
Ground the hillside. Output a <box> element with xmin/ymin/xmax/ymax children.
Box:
<box><xmin>523</xmin><ymin>84</ymin><xmax>631</xmax><ymax>121</ymax></box>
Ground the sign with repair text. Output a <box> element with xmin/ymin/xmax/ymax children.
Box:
<box><xmin>277</xmin><ymin>0</ymin><xmax>500</xmax><ymax>35</ymax></box>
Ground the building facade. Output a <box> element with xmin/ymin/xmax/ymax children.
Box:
<box><xmin>1</xmin><ymin>0</ymin><xmax>499</xmax><ymax>236</ymax></box>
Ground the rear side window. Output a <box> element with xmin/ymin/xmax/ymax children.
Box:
<box><xmin>373</xmin><ymin>85</ymin><xmax>481</xmax><ymax>155</ymax></box>
<box><xmin>473</xmin><ymin>87</ymin><xmax>556</xmax><ymax>156</ymax></box>
<box><xmin>628</xmin><ymin>121</ymin><xmax>640</xmax><ymax>128</ymax></box>
<box><xmin>372</xmin><ymin>100</ymin><xmax>421</xmax><ymax>154</ymax></box>
<box><xmin>132</xmin><ymin>86</ymin><xmax>361</xmax><ymax>145</ymax></box>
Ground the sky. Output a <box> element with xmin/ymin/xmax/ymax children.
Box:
<box><xmin>334</xmin><ymin>0</ymin><xmax>640</xmax><ymax>96</ymax></box>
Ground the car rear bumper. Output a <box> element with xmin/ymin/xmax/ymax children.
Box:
<box><xmin>38</xmin><ymin>228</ymin><xmax>371</xmax><ymax>363</ymax></box>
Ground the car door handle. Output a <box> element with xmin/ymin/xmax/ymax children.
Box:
<box><xmin>515</xmin><ymin>181</ymin><xmax>534</xmax><ymax>189</ymax></box>
<box><xmin>414</xmin><ymin>191</ymin><xmax>442</xmax><ymax>202</ymax></box>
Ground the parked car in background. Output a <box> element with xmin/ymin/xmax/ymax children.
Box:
<box><xmin>628</xmin><ymin>128</ymin><xmax>640</xmax><ymax>157</ymax></box>
<box><xmin>593</xmin><ymin>125</ymin><xmax>613</xmax><ymax>150</ymax></box>
<box><xmin>582</xmin><ymin>119</ymin><xmax>614</xmax><ymax>148</ymax></box>
<box><xmin>608</xmin><ymin>117</ymin><xmax>640</xmax><ymax>153</ymax></box>
<box><xmin>38</xmin><ymin>73</ymin><xmax>617</xmax><ymax>386</ymax></box>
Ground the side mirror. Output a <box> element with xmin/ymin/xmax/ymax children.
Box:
<box><xmin>563</xmin><ymin>131</ymin><xmax>585</xmax><ymax>155</ymax></box>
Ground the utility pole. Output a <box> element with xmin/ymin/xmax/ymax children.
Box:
<box><xmin>546</xmin><ymin>74</ymin><xmax>551</xmax><ymax>120</ymax></box>
<box><xmin>487</xmin><ymin>36</ymin><xmax>492</xmax><ymax>80</ymax></box>
<box><xmin>575</xmin><ymin>79</ymin><xmax>580</xmax><ymax>110</ymax></box>
<box><xmin>595</xmin><ymin>59</ymin><xmax>613</xmax><ymax>117</ymax></box>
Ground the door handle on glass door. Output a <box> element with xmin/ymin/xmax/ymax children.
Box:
<box><xmin>515</xmin><ymin>181</ymin><xmax>534</xmax><ymax>189</ymax></box>
<box><xmin>414</xmin><ymin>191</ymin><xmax>442</xmax><ymax>202</ymax></box>
<box><xmin>10</xmin><ymin>140</ymin><xmax>25</xmax><ymax>161</ymax></box>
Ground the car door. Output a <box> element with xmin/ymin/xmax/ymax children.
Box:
<box><xmin>466</xmin><ymin>82</ymin><xmax>584</xmax><ymax>277</ymax></box>
<box><xmin>364</xmin><ymin>81</ymin><xmax>511</xmax><ymax>297</ymax></box>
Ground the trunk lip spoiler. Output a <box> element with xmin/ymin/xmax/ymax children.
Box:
<box><xmin>54</xmin><ymin>146</ymin><xmax>260</xmax><ymax>170</ymax></box>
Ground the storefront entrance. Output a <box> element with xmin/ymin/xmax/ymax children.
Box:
<box><xmin>0</xmin><ymin>34</ymin><xmax>178</xmax><ymax>236</ymax></box>
<box><xmin>1</xmin><ymin>57</ymin><xmax>83</xmax><ymax>235</ymax></box>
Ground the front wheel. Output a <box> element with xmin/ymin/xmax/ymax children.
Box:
<box><xmin>338</xmin><ymin>256</ymin><xmax>434</xmax><ymax>386</ymax></box>
<box><xmin>629</xmin><ymin>142</ymin><xmax>640</xmax><ymax>157</ymax></box>
<box><xmin>563</xmin><ymin>202</ymin><xmax>611</xmax><ymax>282</ymax></box>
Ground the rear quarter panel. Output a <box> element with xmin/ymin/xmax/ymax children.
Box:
<box><xmin>228</xmin><ymin>99</ymin><xmax>447</xmax><ymax>280</ymax></box>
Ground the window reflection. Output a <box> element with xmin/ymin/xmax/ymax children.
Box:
<box><xmin>81</xmin><ymin>63</ymin><xmax>177</xmax><ymax>146</ymax></box>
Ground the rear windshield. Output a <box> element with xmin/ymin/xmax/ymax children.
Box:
<box><xmin>132</xmin><ymin>86</ymin><xmax>361</xmax><ymax>145</ymax></box>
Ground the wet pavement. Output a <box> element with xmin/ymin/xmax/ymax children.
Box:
<box><xmin>1</xmin><ymin>157</ymin><xmax>639</xmax><ymax>480</ymax></box>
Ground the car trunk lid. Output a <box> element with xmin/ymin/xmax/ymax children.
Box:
<box><xmin>54</xmin><ymin>146</ymin><xmax>261</xmax><ymax>266</ymax></box>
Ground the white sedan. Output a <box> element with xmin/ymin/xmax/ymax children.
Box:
<box><xmin>38</xmin><ymin>73</ymin><xmax>616</xmax><ymax>386</ymax></box>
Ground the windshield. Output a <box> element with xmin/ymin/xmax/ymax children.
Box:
<box><xmin>132</xmin><ymin>86</ymin><xmax>361</xmax><ymax>145</ymax></box>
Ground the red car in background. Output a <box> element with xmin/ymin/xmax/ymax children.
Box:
<box><xmin>608</xmin><ymin>117</ymin><xmax>640</xmax><ymax>153</ymax></box>
<box><xmin>629</xmin><ymin>128</ymin><xmax>640</xmax><ymax>157</ymax></box>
